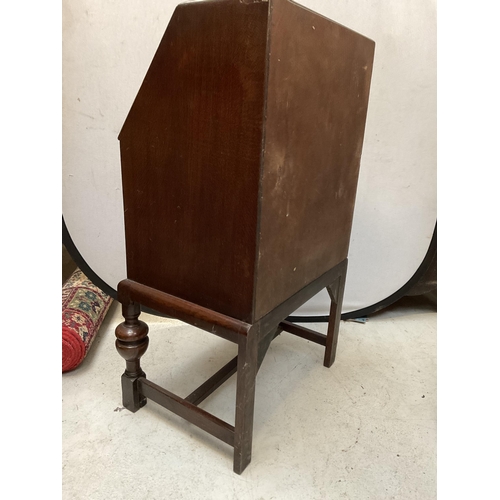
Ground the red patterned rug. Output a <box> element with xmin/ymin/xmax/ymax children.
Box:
<box><xmin>62</xmin><ymin>269</ymin><xmax>113</xmax><ymax>372</ymax></box>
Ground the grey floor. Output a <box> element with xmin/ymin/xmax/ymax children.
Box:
<box><xmin>62</xmin><ymin>295</ymin><xmax>436</xmax><ymax>500</ymax></box>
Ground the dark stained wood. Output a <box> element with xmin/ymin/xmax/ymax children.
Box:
<box><xmin>114</xmin><ymin>258</ymin><xmax>347</xmax><ymax>474</ymax></box>
<box><xmin>118</xmin><ymin>279</ymin><xmax>251</xmax><ymax>344</ymax></box>
<box><xmin>139</xmin><ymin>377</ymin><xmax>235</xmax><ymax>446</ymax></box>
<box><xmin>119</xmin><ymin>0</ymin><xmax>269</xmax><ymax>323</ymax></box>
<box><xmin>115</xmin><ymin>302</ymin><xmax>149</xmax><ymax>412</ymax></box>
<box><xmin>324</xmin><ymin>261</ymin><xmax>347</xmax><ymax>367</ymax></box>
<box><xmin>254</xmin><ymin>260</ymin><xmax>346</xmax><ymax>336</ymax></box>
<box><xmin>255</xmin><ymin>0</ymin><xmax>375</xmax><ymax>319</ymax></box>
<box><xmin>116</xmin><ymin>0</ymin><xmax>374</xmax><ymax>475</ymax></box>
<box><xmin>257</xmin><ymin>327</ymin><xmax>282</xmax><ymax>371</ymax></box>
<box><xmin>233</xmin><ymin>329</ymin><xmax>259</xmax><ymax>474</ymax></box>
<box><xmin>185</xmin><ymin>356</ymin><xmax>238</xmax><ymax>406</ymax></box>
<box><xmin>119</xmin><ymin>0</ymin><xmax>374</xmax><ymax>324</ymax></box>
<box><xmin>280</xmin><ymin>320</ymin><xmax>327</xmax><ymax>346</ymax></box>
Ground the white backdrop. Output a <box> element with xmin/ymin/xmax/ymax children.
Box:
<box><xmin>62</xmin><ymin>0</ymin><xmax>436</xmax><ymax>315</ymax></box>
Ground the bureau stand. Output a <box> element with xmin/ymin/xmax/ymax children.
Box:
<box><xmin>115</xmin><ymin>259</ymin><xmax>346</xmax><ymax>474</ymax></box>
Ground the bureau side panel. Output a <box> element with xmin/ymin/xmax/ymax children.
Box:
<box><xmin>119</xmin><ymin>0</ymin><xmax>269</xmax><ymax>322</ymax></box>
<box><xmin>255</xmin><ymin>0</ymin><xmax>375</xmax><ymax>320</ymax></box>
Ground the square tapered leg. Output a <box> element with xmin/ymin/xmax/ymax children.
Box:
<box><xmin>324</xmin><ymin>262</ymin><xmax>347</xmax><ymax>368</ymax></box>
<box><xmin>233</xmin><ymin>333</ymin><xmax>259</xmax><ymax>474</ymax></box>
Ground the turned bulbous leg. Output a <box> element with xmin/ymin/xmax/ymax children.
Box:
<box><xmin>115</xmin><ymin>302</ymin><xmax>149</xmax><ymax>412</ymax></box>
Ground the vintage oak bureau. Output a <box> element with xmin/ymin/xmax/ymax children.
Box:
<box><xmin>115</xmin><ymin>0</ymin><xmax>374</xmax><ymax>474</ymax></box>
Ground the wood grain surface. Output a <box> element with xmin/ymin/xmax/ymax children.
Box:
<box><xmin>119</xmin><ymin>0</ymin><xmax>374</xmax><ymax>322</ymax></box>
<box><xmin>119</xmin><ymin>0</ymin><xmax>269</xmax><ymax>322</ymax></box>
<box><xmin>255</xmin><ymin>0</ymin><xmax>375</xmax><ymax>318</ymax></box>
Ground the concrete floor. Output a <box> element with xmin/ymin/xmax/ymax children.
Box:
<box><xmin>62</xmin><ymin>297</ymin><xmax>436</xmax><ymax>500</ymax></box>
